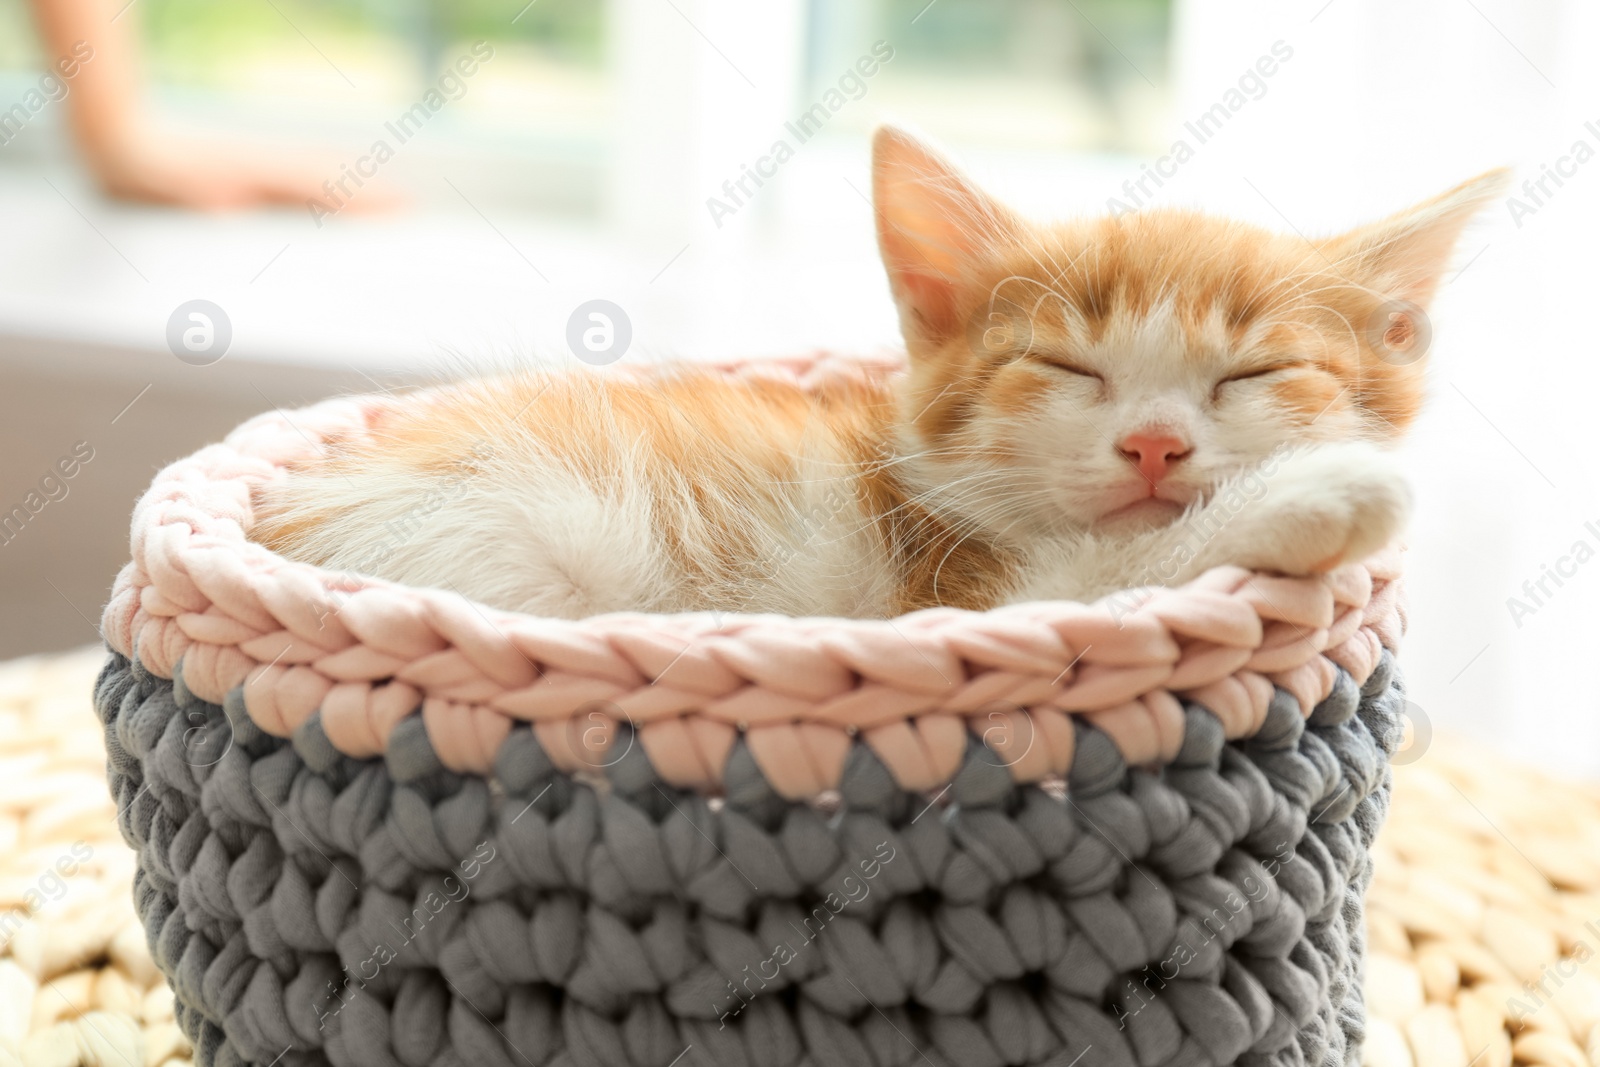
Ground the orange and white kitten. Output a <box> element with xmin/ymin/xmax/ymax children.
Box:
<box><xmin>253</xmin><ymin>128</ymin><xmax>1503</xmax><ymax>620</ymax></box>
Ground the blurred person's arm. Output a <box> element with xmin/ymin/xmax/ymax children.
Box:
<box><xmin>27</xmin><ymin>0</ymin><xmax>370</xmax><ymax>211</ymax></box>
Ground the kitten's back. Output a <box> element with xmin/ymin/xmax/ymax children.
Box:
<box><xmin>252</xmin><ymin>368</ymin><xmax>906</xmax><ymax>618</ymax></box>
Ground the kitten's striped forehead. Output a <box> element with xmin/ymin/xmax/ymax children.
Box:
<box><xmin>993</xmin><ymin>218</ymin><xmax>1315</xmax><ymax>336</ymax></box>
<box><xmin>972</xmin><ymin>213</ymin><xmax>1375</xmax><ymax>379</ymax></box>
<box><xmin>981</xmin><ymin>277</ymin><xmax>1312</xmax><ymax>374</ymax></box>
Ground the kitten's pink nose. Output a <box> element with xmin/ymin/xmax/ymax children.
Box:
<box><xmin>1117</xmin><ymin>432</ymin><xmax>1192</xmax><ymax>484</ymax></box>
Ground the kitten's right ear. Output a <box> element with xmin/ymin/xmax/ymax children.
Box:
<box><xmin>1324</xmin><ymin>168</ymin><xmax>1511</xmax><ymax>310</ymax></box>
<box><xmin>872</xmin><ymin>126</ymin><xmax>1021</xmax><ymax>351</ymax></box>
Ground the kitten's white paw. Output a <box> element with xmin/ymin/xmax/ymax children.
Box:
<box><xmin>1225</xmin><ymin>444</ymin><xmax>1410</xmax><ymax>576</ymax></box>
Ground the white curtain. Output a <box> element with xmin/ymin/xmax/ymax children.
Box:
<box><xmin>1171</xmin><ymin>0</ymin><xmax>1600</xmax><ymax>777</ymax></box>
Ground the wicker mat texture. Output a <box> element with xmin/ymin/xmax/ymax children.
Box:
<box><xmin>1</xmin><ymin>648</ymin><xmax>1597</xmax><ymax>1067</ymax></box>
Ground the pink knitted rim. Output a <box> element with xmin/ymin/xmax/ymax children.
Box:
<box><xmin>102</xmin><ymin>353</ymin><xmax>1406</xmax><ymax>800</ymax></box>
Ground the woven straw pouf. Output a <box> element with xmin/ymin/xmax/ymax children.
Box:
<box><xmin>1364</xmin><ymin>738</ymin><xmax>1600</xmax><ymax>1067</ymax></box>
<box><xmin>0</xmin><ymin>647</ymin><xmax>194</xmax><ymax>1067</ymax></box>
<box><xmin>91</xmin><ymin>357</ymin><xmax>1418</xmax><ymax>1067</ymax></box>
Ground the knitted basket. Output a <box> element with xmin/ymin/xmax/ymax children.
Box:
<box><xmin>94</xmin><ymin>354</ymin><xmax>1409</xmax><ymax>1067</ymax></box>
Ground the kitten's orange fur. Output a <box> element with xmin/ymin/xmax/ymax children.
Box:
<box><xmin>253</xmin><ymin>128</ymin><xmax>1504</xmax><ymax>620</ymax></box>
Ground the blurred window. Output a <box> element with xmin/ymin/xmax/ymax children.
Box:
<box><xmin>0</xmin><ymin>0</ymin><xmax>611</xmax><ymax>211</ymax></box>
<box><xmin>804</xmin><ymin>0</ymin><xmax>1172</xmax><ymax>153</ymax></box>
<box><xmin>0</xmin><ymin>0</ymin><xmax>1170</xmax><ymax>213</ymax></box>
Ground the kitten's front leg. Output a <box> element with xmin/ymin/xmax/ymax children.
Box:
<box><xmin>1007</xmin><ymin>443</ymin><xmax>1410</xmax><ymax>606</ymax></box>
<box><xmin>1168</xmin><ymin>441</ymin><xmax>1411</xmax><ymax>581</ymax></box>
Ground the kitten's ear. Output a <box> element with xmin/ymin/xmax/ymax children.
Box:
<box><xmin>1325</xmin><ymin>168</ymin><xmax>1510</xmax><ymax>308</ymax></box>
<box><xmin>873</xmin><ymin>126</ymin><xmax>1021</xmax><ymax>349</ymax></box>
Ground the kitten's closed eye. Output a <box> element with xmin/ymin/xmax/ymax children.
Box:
<box><xmin>1212</xmin><ymin>362</ymin><xmax>1302</xmax><ymax>402</ymax></box>
<box><xmin>1026</xmin><ymin>351</ymin><xmax>1104</xmax><ymax>383</ymax></box>
<box><xmin>971</xmin><ymin>318</ymin><xmax>1106</xmax><ymax>383</ymax></box>
<box><xmin>1222</xmin><ymin>362</ymin><xmax>1300</xmax><ymax>383</ymax></box>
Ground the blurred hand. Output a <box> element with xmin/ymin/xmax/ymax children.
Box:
<box><xmin>85</xmin><ymin>124</ymin><xmax>404</xmax><ymax>214</ymax></box>
<box><xmin>28</xmin><ymin>0</ymin><xmax>404</xmax><ymax>216</ymax></box>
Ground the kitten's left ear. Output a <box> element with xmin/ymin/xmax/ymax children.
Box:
<box><xmin>1324</xmin><ymin>168</ymin><xmax>1511</xmax><ymax>308</ymax></box>
<box><xmin>872</xmin><ymin>126</ymin><xmax>1022</xmax><ymax>350</ymax></box>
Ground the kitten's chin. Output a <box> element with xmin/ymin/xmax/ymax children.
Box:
<box><xmin>1094</xmin><ymin>497</ymin><xmax>1186</xmax><ymax>532</ymax></box>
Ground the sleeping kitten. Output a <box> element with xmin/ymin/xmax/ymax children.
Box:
<box><xmin>252</xmin><ymin>127</ymin><xmax>1504</xmax><ymax>620</ymax></box>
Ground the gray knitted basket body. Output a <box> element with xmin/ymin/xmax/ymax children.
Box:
<box><xmin>95</xmin><ymin>646</ymin><xmax>1401</xmax><ymax>1067</ymax></box>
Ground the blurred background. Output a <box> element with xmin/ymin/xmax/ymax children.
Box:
<box><xmin>0</xmin><ymin>0</ymin><xmax>1594</xmax><ymax>774</ymax></box>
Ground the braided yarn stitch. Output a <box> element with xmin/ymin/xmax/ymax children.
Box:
<box><xmin>96</xmin><ymin>643</ymin><xmax>1403</xmax><ymax>1067</ymax></box>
